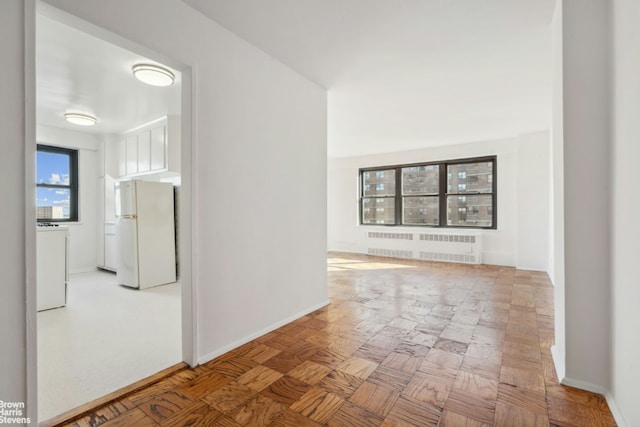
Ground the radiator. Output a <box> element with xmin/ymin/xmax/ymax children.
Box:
<box><xmin>366</xmin><ymin>230</ymin><xmax>482</xmax><ymax>265</ymax></box>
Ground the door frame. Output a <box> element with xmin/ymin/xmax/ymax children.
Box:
<box><xmin>24</xmin><ymin>0</ymin><xmax>198</xmax><ymax>421</ymax></box>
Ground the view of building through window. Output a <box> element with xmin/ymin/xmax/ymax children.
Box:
<box><xmin>360</xmin><ymin>157</ymin><xmax>496</xmax><ymax>228</ymax></box>
<box><xmin>402</xmin><ymin>165</ymin><xmax>439</xmax><ymax>225</ymax></box>
<box><xmin>446</xmin><ymin>162</ymin><xmax>493</xmax><ymax>227</ymax></box>
<box><xmin>361</xmin><ymin>169</ymin><xmax>396</xmax><ymax>224</ymax></box>
<box><xmin>36</xmin><ymin>145</ymin><xmax>78</xmax><ymax>221</ymax></box>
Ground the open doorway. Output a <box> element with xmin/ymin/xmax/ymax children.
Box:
<box><xmin>33</xmin><ymin>5</ymin><xmax>194</xmax><ymax>422</ymax></box>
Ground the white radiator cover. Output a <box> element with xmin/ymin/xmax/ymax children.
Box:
<box><xmin>366</xmin><ymin>230</ymin><xmax>482</xmax><ymax>264</ymax></box>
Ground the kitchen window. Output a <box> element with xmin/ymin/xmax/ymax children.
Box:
<box><xmin>36</xmin><ymin>145</ymin><xmax>79</xmax><ymax>222</ymax></box>
<box><xmin>359</xmin><ymin>156</ymin><xmax>496</xmax><ymax>229</ymax></box>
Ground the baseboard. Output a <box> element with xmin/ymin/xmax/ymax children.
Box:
<box><xmin>604</xmin><ymin>393</ymin><xmax>628</xmax><ymax>427</ymax></box>
<box><xmin>560</xmin><ymin>376</ymin><xmax>609</xmax><ymax>396</ymax></box>
<box><xmin>69</xmin><ymin>267</ymin><xmax>99</xmax><ymax>275</ymax></box>
<box><xmin>560</xmin><ymin>378</ymin><xmax>629</xmax><ymax>426</ymax></box>
<box><xmin>550</xmin><ymin>344</ymin><xmax>565</xmax><ymax>380</ymax></box>
<box><xmin>39</xmin><ymin>362</ymin><xmax>187</xmax><ymax>427</ymax></box>
<box><xmin>514</xmin><ymin>264</ymin><xmax>548</xmax><ymax>272</ymax></box>
<box><xmin>550</xmin><ymin>346</ymin><xmax>629</xmax><ymax>426</ymax></box>
<box><xmin>197</xmin><ymin>299</ymin><xmax>330</xmax><ymax>365</ymax></box>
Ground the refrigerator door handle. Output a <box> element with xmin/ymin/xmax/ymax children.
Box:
<box><xmin>117</xmin><ymin>214</ymin><xmax>137</xmax><ymax>219</ymax></box>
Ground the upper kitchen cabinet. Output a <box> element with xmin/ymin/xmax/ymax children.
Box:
<box><xmin>118</xmin><ymin>116</ymin><xmax>180</xmax><ymax>178</ymax></box>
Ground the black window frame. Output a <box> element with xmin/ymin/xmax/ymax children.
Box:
<box><xmin>36</xmin><ymin>144</ymin><xmax>79</xmax><ymax>222</ymax></box>
<box><xmin>359</xmin><ymin>156</ymin><xmax>497</xmax><ymax>229</ymax></box>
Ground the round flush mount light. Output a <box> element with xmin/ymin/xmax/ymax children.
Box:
<box><xmin>132</xmin><ymin>64</ymin><xmax>175</xmax><ymax>87</ymax></box>
<box><xmin>64</xmin><ymin>112</ymin><xmax>97</xmax><ymax>126</ymax></box>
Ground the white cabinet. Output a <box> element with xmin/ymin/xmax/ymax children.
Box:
<box><xmin>37</xmin><ymin>227</ymin><xmax>68</xmax><ymax>311</ymax></box>
<box><xmin>118</xmin><ymin>139</ymin><xmax>126</xmax><ymax>177</ymax></box>
<box><xmin>98</xmin><ymin>176</ymin><xmax>118</xmax><ymax>272</ymax></box>
<box><xmin>150</xmin><ymin>126</ymin><xmax>166</xmax><ymax>171</ymax></box>
<box><xmin>138</xmin><ymin>130</ymin><xmax>151</xmax><ymax>173</ymax></box>
<box><xmin>104</xmin><ymin>223</ymin><xmax>117</xmax><ymax>271</ymax></box>
<box><xmin>117</xmin><ymin>116</ymin><xmax>179</xmax><ymax>178</ymax></box>
<box><xmin>125</xmin><ymin>134</ymin><xmax>138</xmax><ymax>175</ymax></box>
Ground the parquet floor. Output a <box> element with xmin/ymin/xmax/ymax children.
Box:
<box><xmin>61</xmin><ymin>253</ymin><xmax>617</xmax><ymax>426</ymax></box>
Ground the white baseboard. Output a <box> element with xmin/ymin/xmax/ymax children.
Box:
<box><xmin>560</xmin><ymin>377</ymin><xmax>608</xmax><ymax>396</ymax></box>
<box><xmin>559</xmin><ymin>378</ymin><xmax>630</xmax><ymax>426</ymax></box>
<box><xmin>550</xmin><ymin>344</ymin><xmax>565</xmax><ymax>380</ymax></box>
<box><xmin>197</xmin><ymin>299</ymin><xmax>330</xmax><ymax>365</ymax></box>
<box><xmin>69</xmin><ymin>267</ymin><xmax>99</xmax><ymax>275</ymax></box>
<box><xmin>549</xmin><ymin>346</ymin><xmax>629</xmax><ymax>426</ymax></box>
<box><xmin>604</xmin><ymin>393</ymin><xmax>628</xmax><ymax>427</ymax></box>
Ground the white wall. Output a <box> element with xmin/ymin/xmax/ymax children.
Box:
<box><xmin>37</xmin><ymin>125</ymin><xmax>100</xmax><ymax>273</ymax></box>
<box><xmin>1</xmin><ymin>0</ymin><xmax>327</xmax><ymax>421</ymax></box>
<box><xmin>611</xmin><ymin>0</ymin><xmax>640</xmax><ymax>424</ymax></box>
<box><xmin>39</xmin><ymin>0</ymin><xmax>328</xmax><ymax>365</ymax></box>
<box><xmin>554</xmin><ymin>0</ymin><xmax>611</xmax><ymax>394</ymax></box>
<box><xmin>516</xmin><ymin>132</ymin><xmax>550</xmax><ymax>271</ymax></box>
<box><xmin>549</xmin><ymin>0</ymin><xmax>566</xmax><ymax>381</ymax></box>
<box><xmin>328</xmin><ymin>132</ymin><xmax>549</xmax><ymax>270</ymax></box>
<box><xmin>0</xmin><ymin>0</ymin><xmax>28</xmax><ymax>413</ymax></box>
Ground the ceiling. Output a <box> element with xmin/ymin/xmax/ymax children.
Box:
<box><xmin>37</xmin><ymin>1</ymin><xmax>556</xmax><ymax>155</ymax></box>
<box><xmin>185</xmin><ymin>0</ymin><xmax>556</xmax><ymax>157</ymax></box>
<box><xmin>36</xmin><ymin>13</ymin><xmax>181</xmax><ymax>135</ymax></box>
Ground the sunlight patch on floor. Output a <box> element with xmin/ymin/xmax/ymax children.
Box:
<box><xmin>328</xmin><ymin>260</ymin><xmax>415</xmax><ymax>270</ymax></box>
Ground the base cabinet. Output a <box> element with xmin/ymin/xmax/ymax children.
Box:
<box><xmin>37</xmin><ymin>227</ymin><xmax>68</xmax><ymax>311</ymax></box>
<box><xmin>103</xmin><ymin>223</ymin><xmax>117</xmax><ymax>271</ymax></box>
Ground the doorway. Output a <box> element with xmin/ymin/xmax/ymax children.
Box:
<box><xmin>29</xmin><ymin>3</ymin><xmax>195</xmax><ymax>422</ymax></box>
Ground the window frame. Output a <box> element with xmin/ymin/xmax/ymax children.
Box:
<box><xmin>359</xmin><ymin>156</ymin><xmax>497</xmax><ymax>229</ymax></box>
<box><xmin>36</xmin><ymin>144</ymin><xmax>79</xmax><ymax>223</ymax></box>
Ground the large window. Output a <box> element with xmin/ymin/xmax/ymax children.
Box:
<box><xmin>360</xmin><ymin>156</ymin><xmax>496</xmax><ymax>229</ymax></box>
<box><xmin>36</xmin><ymin>145</ymin><xmax>78</xmax><ymax>222</ymax></box>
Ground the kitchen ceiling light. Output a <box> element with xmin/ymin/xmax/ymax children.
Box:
<box><xmin>64</xmin><ymin>112</ymin><xmax>97</xmax><ymax>126</ymax></box>
<box><xmin>132</xmin><ymin>64</ymin><xmax>175</xmax><ymax>87</ymax></box>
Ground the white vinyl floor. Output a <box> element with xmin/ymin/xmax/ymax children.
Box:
<box><xmin>37</xmin><ymin>270</ymin><xmax>181</xmax><ymax>422</ymax></box>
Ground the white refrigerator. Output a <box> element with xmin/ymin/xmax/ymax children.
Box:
<box><xmin>116</xmin><ymin>180</ymin><xmax>176</xmax><ymax>289</ymax></box>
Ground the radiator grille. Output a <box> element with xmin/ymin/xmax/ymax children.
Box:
<box><xmin>364</xmin><ymin>230</ymin><xmax>482</xmax><ymax>265</ymax></box>
<box><xmin>368</xmin><ymin>232</ymin><xmax>413</xmax><ymax>240</ymax></box>
<box><xmin>419</xmin><ymin>233</ymin><xmax>476</xmax><ymax>244</ymax></box>
<box><xmin>367</xmin><ymin>248</ymin><xmax>414</xmax><ymax>259</ymax></box>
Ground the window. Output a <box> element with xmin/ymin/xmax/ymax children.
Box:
<box><xmin>402</xmin><ymin>165</ymin><xmax>439</xmax><ymax>225</ymax></box>
<box><xmin>36</xmin><ymin>145</ymin><xmax>78</xmax><ymax>222</ymax></box>
<box><xmin>447</xmin><ymin>161</ymin><xmax>494</xmax><ymax>227</ymax></box>
<box><xmin>361</xmin><ymin>168</ymin><xmax>395</xmax><ymax>224</ymax></box>
<box><xmin>359</xmin><ymin>156</ymin><xmax>496</xmax><ymax>229</ymax></box>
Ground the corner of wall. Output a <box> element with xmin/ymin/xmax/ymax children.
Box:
<box><xmin>197</xmin><ymin>299</ymin><xmax>329</xmax><ymax>365</ymax></box>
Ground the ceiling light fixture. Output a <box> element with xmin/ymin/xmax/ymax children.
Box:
<box><xmin>64</xmin><ymin>112</ymin><xmax>97</xmax><ymax>126</ymax></box>
<box><xmin>132</xmin><ymin>63</ymin><xmax>175</xmax><ymax>87</ymax></box>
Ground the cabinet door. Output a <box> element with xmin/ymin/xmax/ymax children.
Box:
<box><xmin>104</xmin><ymin>233</ymin><xmax>117</xmax><ymax>271</ymax></box>
<box><xmin>37</xmin><ymin>231</ymin><xmax>67</xmax><ymax>311</ymax></box>
<box><xmin>138</xmin><ymin>130</ymin><xmax>151</xmax><ymax>173</ymax></box>
<box><xmin>105</xmin><ymin>175</ymin><xmax>117</xmax><ymax>222</ymax></box>
<box><xmin>150</xmin><ymin>125</ymin><xmax>166</xmax><ymax>171</ymax></box>
<box><xmin>125</xmin><ymin>134</ymin><xmax>138</xmax><ymax>175</ymax></box>
<box><xmin>118</xmin><ymin>139</ymin><xmax>126</xmax><ymax>177</ymax></box>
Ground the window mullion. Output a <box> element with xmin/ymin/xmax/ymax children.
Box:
<box><xmin>395</xmin><ymin>168</ymin><xmax>402</xmax><ymax>225</ymax></box>
<box><xmin>439</xmin><ymin>163</ymin><xmax>447</xmax><ymax>227</ymax></box>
